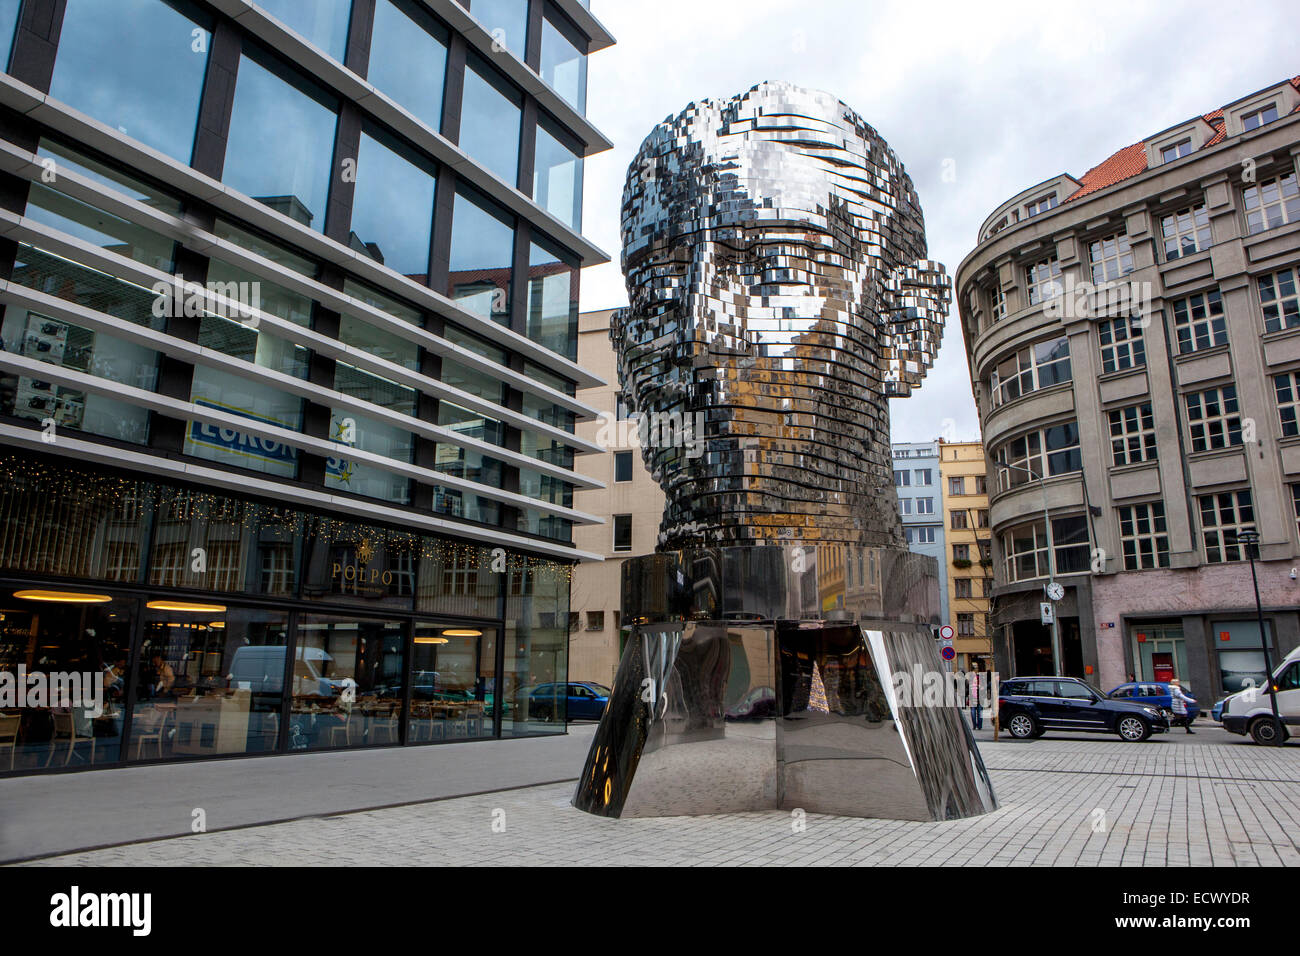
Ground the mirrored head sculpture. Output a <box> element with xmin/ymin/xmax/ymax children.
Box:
<box><xmin>614</xmin><ymin>80</ymin><xmax>949</xmax><ymax>549</ymax></box>
<box><xmin>574</xmin><ymin>82</ymin><xmax>995</xmax><ymax>823</ymax></box>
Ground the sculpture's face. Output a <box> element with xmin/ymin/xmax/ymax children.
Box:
<box><xmin>615</xmin><ymin>83</ymin><xmax>949</xmax><ymax>550</ymax></box>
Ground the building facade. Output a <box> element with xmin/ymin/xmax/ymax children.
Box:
<box><xmin>569</xmin><ymin>307</ymin><xmax>665</xmax><ymax>687</ymax></box>
<box><xmin>956</xmin><ymin>75</ymin><xmax>1300</xmax><ymax>696</ymax></box>
<box><xmin>938</xmin><ymin>440</ymin><xmax>993</xmax><ymax>670</ymax></box>
<box><xmin>892</xmin><ymin>441</ymin><xmax>947</xmax><ymax>624</ymax></box>
<box><xmin>0</xmin><ymin>0</ymin><xmax>615</xmax><ymax>774</ymax></box>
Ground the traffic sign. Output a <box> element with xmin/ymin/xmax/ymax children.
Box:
<box><xmin>939</xmin><ymin>625</ymin><xmax>954</xmax><ymax>640</ymax></box>
<box><xmin>941</xmin><ymin>646</ymin><xmax>956</xmax><ymax>661</ymax></box>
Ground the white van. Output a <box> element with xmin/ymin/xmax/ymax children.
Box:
<box><xmin>1220</xmin><ymin>645</ymin><xmax>1300</xmax><ymax>744</ymax></box>
<box><xmin>227</xmin><ymin>645</ymin><xmax>343</xmax><ymax>697</ymax></box>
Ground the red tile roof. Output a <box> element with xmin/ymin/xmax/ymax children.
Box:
<box><xmin>1063</xmin><ymin>76</ymin><xmax>1300</xmax><ymax>204</ymax></box>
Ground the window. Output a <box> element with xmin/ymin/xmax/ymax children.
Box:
<box><xmin>1160</xmin><ymin>138</ymin><xmax>1193</xmax><ymax>164</ymax></box>
<box><xmin>460</xmin><ymin>56</ymin><xmax>522</xmax><ymax>186</ymax></box>
<box><xmin>894</xmin><ymin>470</ymin><xmax>911</xmax><ymax>487</ymax></box>
<box><xmin>540</xmin><ymin>14</ymin><xmax>587</xmax><ymax>113</ymax></box>
<box><xmin>1241</xmin><ymin>103</ymin><xmax>1279</xmax><ymax>132</ymax></box>
<box><xmin>989</xmin><ymin>284</ymin><xmax>1007</xmax><ymax>323</ymax></box>
<box><xmin>1274</xmin><ymin>371</ymin><xmax>1300</xmax><ymax>437</ymax></box>
<box><xmin>975</xmin><ymin>476</ymin><xmax>988</xmax><ymax>495</ymax></box>
<box><xmin>1088</xmin><ymin>233</ymin><xmax>1133</xmax><ymax>284</ymax></box>
<box><xmin>916</xmin><ymin>497</ymin><xmax>935</xmax><ymax>515</ymax></box>
<box><xmin>585</xmin><ymin>610</ymin><xmax>604</xmax><ymax>631</ymax></box>
<box><xmin>1293</xmin><ymin>485</ymin><xmax>1300</xmax><ymax>538</ymax></box>
<box><xmin>1002</xmin><ymin>515</ymin><xmax>1090</xmax><ymax>582</ymax></box>
<box><xmin>1109</xmin><ymin>402</ymin><xmax>1157</xmax><ymax>466</ymax></box>
<box><xmin>1243</xmin><ymin>171</ymin><xmax>1300</xmax><ymax>235</ymax></box>
<box><xmin>948</xmin><ymin>476</ymin><xmax>964</xmax><ymax>495</ymax></box>
<box><xmin>994</xmin><ymin>422</ymin><xmax>1082</xmax><ymax>490</ymax></box>
<box><xmin>0</xmin><ymin>0</ymin><xmax>18</xmax><ymax>71</ymax></box>
<box><xmin>954</xmin><ymin>579</ymin><xmax>972</xmax><ymax>598</ymax></box>
<box><xmin>957</xmin><ymin>613</ymin><xmax>975</xmax><ymax>636</ymax></box>
<box><xmin>1185</xmin><ymin>386</ymin><xmax>1242</xmax><ymax>452</ymax></box>
<box><xmin>953</xmin><ymin>544</ymin><xmax>970</xmax><ymax>561</ymax></box>
<box><xmin>351</xmin><ymin>129</ymin><xmax>437</xmax><ymax>279</ymax></box>
<box><xmin>1025</xmin><ymin>194</ymin><xmax>1057</xmax><ymax>217</ymax></box>
<box><xmin>186</xmin><ymin>366</ymin><xmax>303</xmax><ymax>478</ymax></box>
<box><xmin>224</xmin><ymin>49</ymin><xmax>338</xmax><ymax>232</ymax></box>
<box><xmin>1160</xmin><ymin>203</ymin><xmax>1211</xmax><ymax>260</ymax></box>
<box><xmin>568</xmin><ymin>612</ymin><xmax>580</xmax><ymax>631</ymax></box>
<box><xmin>1026</xmin><ymin>257</ymin><xmax>1062</xmax><ymax>305</ymax></box>
<box><xmin>899</xmin><ymin>498</ymin><xmax>913</xmax><ymax>516</ymax></box>
<box><xmin>255</xmin><ymin>0</ymin><xmax>352</xmax><ymax>61</ymax></box>
<box><xmin>471</xmin><ymin>0</ymin><xmax>529</xmax><ymax>57</ymax></box>
<box><xmin>978</xmin><ymin>510</ymin><xmax>990</xmax><ymax>529</ymax></box>
<box><xmin>950</xmin><ymin>510</ymin><xmax>968</xmax><ymax>530</ymax></box>
<box><xmin>326</xmin><ymin>409</ymin><xmax>413</xmax><ymax>503</ymax></box>
<box><xmin>979</xmin><ymin>541</ymin><xmax>992</xmax><ymax>561</ymax></box>
<box><xmin>368</xmin><ymin>0</ymin><xmax>448</xmax><ymax>132</ymax></box>
<box><xmin>906</xmin><ymin>526</ymin><xmax>936</xmax><ymax>545</ymax></box>
<box><xmin>534</xmin><ymin>118</ymin><xmax>583</xmax><ymax>230</ymax></box>
<box><xmin>1199</xmin><ymin>490</ymin><xmax>1255</xmax><ymax>563</ymax></box>
<box><xmin>448</xmin><ymin>188</ymin><xmax>514</xmax><ymax>323</ymax></box>
<box><xmin>616</xmin><ymin>392</ymin><xmax>630</xmax><ymax>420</ymax></box>
<box><xmin>1170</xmin><ymin>289</ymin><xmax>1227</xmax><ymax>353</ymax></box>
<box><xmin>1258</xmin><ymin>268</ymin><xmax>1300</xmax><ymax>333</ymax></box>
<box><xmin>1097</xmin><ymin>315</ymin><xmax>1146</xmax><ymax>373</ymax></box>
<box><xmin>526</xmin><ymin>239</ymin><xmax>579</xmax><ymax>359</ymax></box>
<box><xmin>1118</xmin><ymin>502</ymin><xmax>1169</xmax><ymax>570</ymax></box>
<box><xmin>990</xmin><ymin>336</ymin><xmax>1071</xmax><ymax>406</ymax></box>
<box><xmin>614</xmin><ymin>451</ymin><xmax>633</xmax><ymax>482</ymax></box>
<box><xmin>612</xmin><ymin>514</ymin><xmax>632</xmax><ymax>552</ymax></box>
<box><xmin>914</xmin><ymin>468</ymin><xmax>932</xmax><ymax>486</ymax></box>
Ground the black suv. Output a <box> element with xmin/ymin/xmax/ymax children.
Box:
<box><xmin>999</xmin><ymin>676</ymin><xmax>1170</xmax><ymax>742</ymax></box>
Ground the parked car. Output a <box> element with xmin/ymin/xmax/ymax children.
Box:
<box><xmin>527</xmin><ymin>682</ymin><xmax>611</xmax><ymax>722</ymax></box>
<box><xmin>999</xmin><ymin>676</ymin><xmax>1169</xmax><ymax>742</ymax></box>
<box><xmin>1106</xmin><ymin>682</ymin><xmax>1201</xmax><ymax>721</ymax></box>
<box><xmin>1220</xmin><ymin>646</ymin><xmax>1300</xmax><ymax>745</ymax></box>
<box><xmin>1212</xmin><ymin>697</ymin><xmax>1228</xmax><ymax>722</ymax></box>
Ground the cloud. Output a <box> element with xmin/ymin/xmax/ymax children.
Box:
<box><xmin>581</xmin><ymin>0</ymin><xmax>1299</xmax><ymax>443</ymax></box>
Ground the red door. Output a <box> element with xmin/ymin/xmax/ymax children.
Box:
<box><xmin>1152</xmin><ymin>653</ymin><xmax>1174</xmax><ymax>683</ymax></box>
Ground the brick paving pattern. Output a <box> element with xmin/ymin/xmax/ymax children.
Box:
<box><xmin>18</xmin><ymin>738</ymin><xmax>1299</xmax><ymax>866</ymax></box>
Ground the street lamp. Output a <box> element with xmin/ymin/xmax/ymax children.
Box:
<box><xmin>1234</xmin><ymin>528</ymin><xmax>1284</xmax><ymax>746</ymax></box>
<box><xmin>996</xmin><ymin>461</ymin><xmax>1062</xmax><ymax>675</ymax></box>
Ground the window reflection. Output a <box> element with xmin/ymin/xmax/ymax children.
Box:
<box><xmin>470</xmin><ymin>0</ymin><xmax>528</xmax><ymax>58</ymax></box>
<box><xmin>526</xmin><ymin>240</ymin><xmax>578</xmax><ymax>359</ymax></box>
<box><xmin>350</xmin><ymin>129</ymin><xmax>437</xmax><ymax>280</ymax></box>
<box><xmin>185</xmin><ymin>365</ymin><xmax>304</xmax><ymax>478</ymax></box>
<box><xmin>0</xmin><ymin>591</ymin><xmax>132</xmax><ymax>770</ymax></box>
<box><xmin>224</xmin><ymin>50</ymin><xmax>339</xmax><ymax>232</ymax></box>
<box><xmin>290</xmin><ymin>616</ymin><xmax>405</xmax><ymax>749</ymax></box>
<box><xmin>368</xmin><ymin>0</ymin><xmax>448</xmax><ymax>131</ymax></box>
<box><xmin>540</xmin><ymin>16</ymin><xmax>587</xmax><ymax>113</ymax></box>
<box><xmin>503</xmin><ymin>562</ymin><xmax>568</xmax><ymax>735</ymax></box>
<box><xmin>130</xmin><ymin>606</ymin><xmax>289</xmax><ymax>760</ymax></box>
<box><xmin>326</xmin><ymin>406</ymin><xmax>413</xmax><ymax>504</ymax></box>
<box><xmin>448</xmin><ymin>190</ymin><xmax>514</xmax><ymax>325</ymax></box>
<box><xmin>459</xmin><ymin>57</ymin><xmax>521</xmax><ymax>186</ymax></box>
<box><xmin>50</xmin><ymin>0</ymin><xmax>212</xmax><ymax>163</ymax></box>
<box><xmin>254</xmin><ymin>0</ymin><xmax>352</xmax><ymax>62</ymax></box>
<box><xmin>408</xmin><ymin>624</ymin><xmax>496</xmax><ymax>741</ymax></box>
<box><xmin>533</xmin><ymin>119</ymin><xmax>583</xmax><ymax>229</ymax></box>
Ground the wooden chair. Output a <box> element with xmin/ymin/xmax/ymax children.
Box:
<box><xmin>132</xmin><ymin>707</ymin><xmax>166</xmax><ymax>760</ymax></box>
<box><xmin>369</xmin><ymin>703</ymin><xmax>399</xmax><ymax>745</ymax></box>
<box><xmin>46</xmin><ymin>709</ymin><xmax>94</xmax><ymax>767</ymax></box>
<box><xmin>0</xmin><ymin>713</ymin><xmax>20</xmax><ymax>770</ymax></box>
<box><xmin>328</xmin><ymin>710</ymin><xmax>352</xmax><ymax>747</ymax></box>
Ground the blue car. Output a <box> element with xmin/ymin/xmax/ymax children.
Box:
<box><xmin>1212</xmin><ymin>698</ymin><xmax>1227</xmax><ymax>722</ymax></box>
<box><xmin>1107</xmin><ymin>682</ymin><xmax>1200</xmax><ymax>721</ymax></box>
<box><xmin>526</xmin><ymin>681</ymin><xmax>611</xmax><ymax>722</ymax></box>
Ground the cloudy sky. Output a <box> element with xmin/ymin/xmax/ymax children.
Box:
<box><xmin>576</xmin><ymin>0</ymin><xmax>1298</xmax><ymax>443</ymax></box>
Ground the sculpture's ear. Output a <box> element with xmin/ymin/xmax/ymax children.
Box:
<box><xmin>882</xmin><ymin>259</ymin><xmax>950</xmax><ymax>397</ymax></box>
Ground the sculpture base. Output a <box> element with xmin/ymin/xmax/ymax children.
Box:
<box><xmin>572</xmin><ymin>547</ymin><xmax>996</xmax><ymax>821</ymax></box>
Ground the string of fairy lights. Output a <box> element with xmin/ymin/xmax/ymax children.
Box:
<box><xmin>0</xmin><ymin>453</ymin><xmax>574</xmax><ymax>583</ymax></box>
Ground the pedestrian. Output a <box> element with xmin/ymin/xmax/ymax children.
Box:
<box><xmin>969</xmin><ymin>663</ymin><xmax>984</xmax><ymax>730</ymax></box>
<box><xmin>1169</xmin><ymin>678</ymin><xmax>1196</xmax><ymax>734</ymax></box>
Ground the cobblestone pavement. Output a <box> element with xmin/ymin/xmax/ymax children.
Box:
<box><xmin>19</xmin><ymin>737</ymin><xmax>1300</xmax><ymax>866</ymax></box>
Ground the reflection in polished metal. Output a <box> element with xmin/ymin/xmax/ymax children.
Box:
<box><xmin>575</xmin><ymin>83</ymin><xmax>994</xmax><ymax>822</ymax></box>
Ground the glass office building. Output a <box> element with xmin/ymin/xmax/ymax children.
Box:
<box><xmin>0</xmin><ymin>0</ymin><xmax>615</xmax><ymax>774</ymax></box>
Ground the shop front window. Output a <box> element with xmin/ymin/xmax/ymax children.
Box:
<box><xmin>289</xmin><ymin>615</ymin><xmax>406</xmax><ymax>750</ymax></box>
<box><xmin>408</xmin><ymin>623</ymin><xmax>496</xmax><ymax>742</ymax></box>
<box><xmin>130</xmin><ymin>604</ymin><xmax>288</xmax><ymax>761</ymax></box>
<box><xmin>502</xmin><ymin>560</ymin><xmax>568</xmax><ymax>735</ymax></box>
<box><xmin>0</xmin><ymin>589</ymin><xmax>133</xmax><ymax>770</ymax></box>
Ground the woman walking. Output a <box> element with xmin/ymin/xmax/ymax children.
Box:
<box><xmin>1170</xmin><ymin>678</ymin><xmax>1197</xmax><ymax>734</ymax></box>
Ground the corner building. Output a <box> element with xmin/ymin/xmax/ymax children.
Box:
<box><xmin>957</xmin><ymin>76</ymin><xmax>1300</xmax><ymax>696</ymax></box>
<box><xmin>0</xmin><ymin>0</ymin><xmax>615</xmax><ymax>773</ymax></box>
